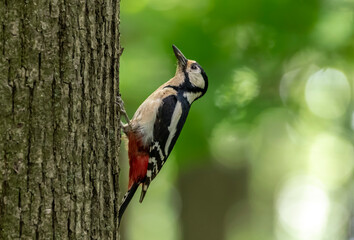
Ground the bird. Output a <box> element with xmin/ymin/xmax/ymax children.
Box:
<box><xmin>116</xmin><ymin>45</ymin><xmax>208</xmax><ymax>225</ymax></box>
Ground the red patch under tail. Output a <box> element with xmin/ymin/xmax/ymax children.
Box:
<box><xmin>127</xmin><ymin>132</ymin><xmax>149</xmax><ymax>189</ymax></box>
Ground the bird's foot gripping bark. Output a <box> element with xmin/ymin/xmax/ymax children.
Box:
<box><xmin>116</xmin><ymin>95</ymin><xmax>132</xmax><ymax>134</ymax></box>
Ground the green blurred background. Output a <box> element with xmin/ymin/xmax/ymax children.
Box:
<box><xmin>118</xmin><ymin>0</ymin><xmax>354</xmax><ymax>239</ymax></box>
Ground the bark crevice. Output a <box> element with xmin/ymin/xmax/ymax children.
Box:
<box><xmin>0</xmin><ymin>0</ymin><xmax>121</xmax><ymax>239</ymax></box>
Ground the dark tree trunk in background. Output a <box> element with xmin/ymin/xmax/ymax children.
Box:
<box><xmin>0</xmin><ymin>0</ymin><xmax>122</xmax><ymax>239</ymax></box>
<box><xmin>178</xmin><ymin>165</ymin><xmax>248</xmax><ymax>240</ymax></box>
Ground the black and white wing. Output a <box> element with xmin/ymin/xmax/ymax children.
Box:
<box><xmin>139</xmin><ymin>94</ymin><xmax>189</xmax><ymax>202</ymax></box>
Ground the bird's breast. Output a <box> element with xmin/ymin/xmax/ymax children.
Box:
<box><xmin>131</xmin><ymin>87</ymin><xmax>178</xmax><ymax>145</ymax></box>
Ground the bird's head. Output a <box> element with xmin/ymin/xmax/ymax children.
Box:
<box><xmin>172</xmin><ymin>45</ymin><xmax>208</xmax><ymax>99</ymax></box>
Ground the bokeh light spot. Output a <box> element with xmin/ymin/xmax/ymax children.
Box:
<box><xmin>305</xmin><ymin>68</ymin><xmax>351</xmax><ymax>119</ymax></box>
<box><xmin>210</xmin><ymin>121</ymin><xmax>250</xmax><ymax>168</ymax></box>
<box><xmin>308</xmin><ymin>133</ymin><xmax>354</xmax><ymax>189</ymax></box>
<box><xmin>216</xmin><ymin>68</ymin><xmax>259</xmax><ymax>109</ymax></box>
<box><xmin>313</xmin><ymin>9</ymin><xmax>353</xmax><ymax>49</ymax></box>
<box><xmin>276</xmin><ymin>176</ymin><xmax>329</xmax><ymax>240</ymax></box>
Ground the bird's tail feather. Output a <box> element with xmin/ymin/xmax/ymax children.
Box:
<box><xmin>118</xmin><ymin>182</ymin><xmax>139</xmax><ymax>226</ymax></box>
<box><xmin>139</xmin><ymin>181</ymin><xmax>150</xmax><ymax>203</ymax></box>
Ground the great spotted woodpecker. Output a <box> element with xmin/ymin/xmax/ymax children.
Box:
<box><xmin>117</xmin><ymin>45</ymin><xmax>208</xmax><ymax>224</ymax></box>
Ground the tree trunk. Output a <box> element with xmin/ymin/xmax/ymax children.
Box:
<box><xmin>0</xmin><ymin>0</ymin><xmax>122</xmax><ymax>239</ymax></box>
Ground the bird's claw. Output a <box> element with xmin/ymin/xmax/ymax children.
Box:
<box><xmin>116</xmin><ymin>95</ymin><xmax>132</xmax><ymax>132</ymax></box>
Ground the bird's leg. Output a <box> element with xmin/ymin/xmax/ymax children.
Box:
<box><xmin>116</xmin><ymin>94</ymin><xmax>133</xmax><ymax>134</ymax></box>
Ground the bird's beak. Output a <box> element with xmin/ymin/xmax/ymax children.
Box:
<box><xmin>172</xmin><ymin>45</ymin><xmax>187</xmax><ymax>69</ymax></box>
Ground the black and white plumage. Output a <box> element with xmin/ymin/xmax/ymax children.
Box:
<box><xmin>117</xmin><ymin>45</ymin><xmax>208</xmax><ymax>224</ymax></box>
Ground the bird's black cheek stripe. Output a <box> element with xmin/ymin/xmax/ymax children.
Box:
<box><xmin>184</xmin><ymin>71</ymin><xmax>190</xmax><ymax>85</ymax></box>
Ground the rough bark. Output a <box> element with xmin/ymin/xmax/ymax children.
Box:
<box><xmin>0</xmin><ymin>0</ymin><xmax>122</xmax><ymax>239</ymax></box>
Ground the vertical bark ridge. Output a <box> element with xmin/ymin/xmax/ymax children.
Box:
<box><xmin>0</xmin><ymin>0</ymin><xmax>121</xmax><ymax>239</ymax></box>
<box><xmin>111</xmin><ymin>0</ymin><xmax>122</xmax><ymax>238</ymax></box>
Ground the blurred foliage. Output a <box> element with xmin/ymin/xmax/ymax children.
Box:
<box><xmin>119</xmin><ymin>0</ymin><xmax>354</xmax><ymax>239</ymax></box>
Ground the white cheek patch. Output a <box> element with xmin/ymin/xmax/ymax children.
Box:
<box><xmin>189</xmin><ymin>73</ymin><xmax>205</xmax><ymax>89</ymax></box>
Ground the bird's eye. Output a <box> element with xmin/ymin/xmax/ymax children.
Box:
<box><xmin>191</xmin><ymin>64</ymin><xmax>198</xmax><ymax>70</ymax></box>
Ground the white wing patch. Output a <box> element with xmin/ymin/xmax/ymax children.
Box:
<box><xmin>151</xmin><ymin>141</ymin><xmax>164</xmax><ymax>161</ymax></box>
<box><xmin>146</xmin><ymin>169</ymin><xmax>152</xmax><ymax>178</ymax></box>
<box><xmin>165</xmin><ymin>101</ymin><xmax>183</xmax><ymax>155</ymax></box>
<box><xmin>151</xmin><ymin>157</ymin><xmax>158</xmax><ymax>174</ymax></box>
